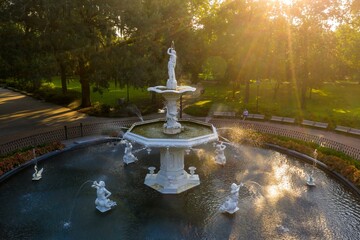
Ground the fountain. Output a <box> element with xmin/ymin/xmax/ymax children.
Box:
<box><xmin>32</xmin><ymin>149</ymin><xmax>43</xmax><ymax>181</ymax></box>
<box><xmin>92</xmin><ymin>180</ymin><xmax>117</xmax><ymax>212</ymax></box>
<box><xmin>123</xmin><ymin>43</ymin><xmax>218</xmax><ymax>194</ymax></box>
<box><xmin>1</xmin><ymin>44</ymin><xmax>360</xmax><ymax>239</ymax></box>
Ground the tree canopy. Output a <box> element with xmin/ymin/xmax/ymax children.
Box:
<box><xmin>0</xmin><ymin>0</ymin><xmax>359</xmax><ymax>108</ymax></box>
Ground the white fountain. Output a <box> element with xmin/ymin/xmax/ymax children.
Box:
<box><xmin>123</xmin><ymin>43</ymin><xmax>218</xmax><ymax>194</ymax></box>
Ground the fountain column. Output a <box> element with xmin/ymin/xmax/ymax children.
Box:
<box><xmin>144</xmin><ymin>147</ymin><xmax>199</xmax><ymax>194</ymax></box>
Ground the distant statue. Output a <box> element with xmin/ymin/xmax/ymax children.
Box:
<box><xmin>123</xmin><ymin>141</ymin><xmax>138</xmax><ymax>165</ymax></box>
<box><xmin>92</xmin><ymin>181</ymin><xmax>117</xmax><ymax>212</ymax></box>
<box><xmin>313</xmin><ymin>149</ymin><xmax>318</xmax><ymax>159</ymax></box>
<box><xmin>166</xmin><ymin>41</ymin><xmax>177</xmax><ymax>89</ymax></box>
<box><xmin>307</xmin><ymin>170</ymin><xmax>315</xmax><ymax>186</ymax></box>
<box><xmin>214</xmin><ymin>142</ymin><xmax>226</xmax><ymax>165</ymax></box>
<box><xmin>32</xmin><ymin>164</ymin><xmax>43</xmax><ymax>181</ymax></box>
<box><xmin>220</xmin><ymin>183</ymin><xmax>243</xmax><ymax>214</ymax></box>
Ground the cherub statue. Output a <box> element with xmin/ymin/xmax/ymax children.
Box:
<box><xmin>92</xmin><ymin>181</ymin><xmax>117</xmax><ymax>212</ymax></box>
<box><xmin>220</xmin><ymin>182</ymin><xmax>243</xmax><ymax>214</ymax></box>
<box><xmin>214</xmin><ymin>142</ymin><xmax>226</xmax><ymax>165</ymax></box>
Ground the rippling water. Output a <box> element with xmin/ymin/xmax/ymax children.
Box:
<box><xmin>0</xmin><ymin>143</ymin><xmax>359</xmax><ymax>239</ymax></box>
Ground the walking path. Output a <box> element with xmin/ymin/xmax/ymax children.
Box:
<box><xmin>1</xmin><ymin>87</ymin><xmax>359</xmax><ymax>151</ymax></box>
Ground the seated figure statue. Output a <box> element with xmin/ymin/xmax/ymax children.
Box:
<box><xmin>214</xmin><ymin>142</ymin><xmax>226</xmax><ymax>165</ymax></box>
<box><xmin>123</xmin><ymin>141</ymin><xmax>138</xmax><ymax>165</ymax></box>
<box><xmin>92</xmin><ymin>181</ymin><xmax>117</xmax><ymax>212</ymax></box>
<box><xmin>220</xmin><ymin>183</ymin><xmax>243</xmax><ymax>214</ymax></box>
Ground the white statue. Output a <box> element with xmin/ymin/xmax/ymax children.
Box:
<box><xmin>307</xmin><ymin>170</ymin><xmax>315</xmax><ymax>186</ymax></box>
<box><xmin>220</xmin><ymin>183</ymin><xmax>243</xmax><ymax>214</ymax></box>
<box><xmin>313</xmin><ymin>149</ymin><xmax>318</xmax><ymax>159</ymax></box>
<box><xmin>123</xmin><ymin>141</ymin><xmax>138</xmax><ymax>165</ymax></box>
<box><xmin>214</xmin><ymin>142</ymin><xmax>226</xmax><ymax>165</ymax></box>
<box><xmin>92</xmin><ymin>181</ymin><xmax>117</xmax><ymax>212</ymax></box>
<box><xmin>165</xmin><ymin>100</ymin><xmax>181</xmax><ymax>129</ymax></box>
<box><xmin>166</xmin><ymin>42</ymin><xmax>177</xmax><ymax>89</ymax></box>
<box><xmin>32</xmin><ymin>164</ymin><xmax>43</xmax><ymax>181</ymax></box>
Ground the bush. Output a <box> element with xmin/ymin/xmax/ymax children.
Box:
<box><xmin>0</xmin><ymin>142</ymin><xmax>65</xmax><ymax>176</ymax></box>
<box><xmin>263</xmin><ymin>134</ymin><xmax>360</xmax><ymax>188</ymax></box>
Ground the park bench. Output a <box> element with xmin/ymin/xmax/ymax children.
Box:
<box><xmin>247</xmin><ymin>114</ymin><xmax>265</xmax><ymax>120</ymax></box>
<box><xmin>213</xmin><ymin>111</ymin><xmax>236</xmax><ymax>118</ymax></box>
<box><xmin>335</xmin><ymin>125</ymin><xmax>351</xmax><ymax>133</ymax></box>
<box><xmin>335</xmin><ymin>126</ymin><xmax>360</xmax><ymax>136</ymax></box>
<box><xmin>301</xmin><ymin>120</ymin><xmax>328</xmax><ymax>129</ymax></box>
<box><xmin>270</xmin><ymin>116</ymin><xmax>295</xmax><ymax>124</ymax></box>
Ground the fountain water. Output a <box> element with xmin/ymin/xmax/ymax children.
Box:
<box><xmin>126</xmin><ymin>103</ymin><xmax>144</xmax><ymax>122</ymax></box>
<box><xmin>64</xmin><ymin>180</ymin><xmax>94</xmax><ymax>228</ymax></box>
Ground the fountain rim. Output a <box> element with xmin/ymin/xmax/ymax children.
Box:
<box><xmin>147</xmin><ymin>85</ymin><xmax>196</xmax><ymax>94</ymax></box>
<box><xmin>123</xmin><ymin>118</ymin><xmax>218</xmax><ymax>148</ymax></box>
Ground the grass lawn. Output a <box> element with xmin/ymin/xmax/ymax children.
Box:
<box><xmin>44</xmin><ymin>77</ymin><xmax>360</xmax><ymax>128</ymax></box>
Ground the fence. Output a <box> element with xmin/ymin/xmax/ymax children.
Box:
<box><xmin>209</xmin><ymin>119</ymin><xmax>360</xmax><ymax>161</ymax></box>
<box><xmin>1</xmin><ymin>118</ymin><xmax>360</xmax><ymax>161</ymax></box>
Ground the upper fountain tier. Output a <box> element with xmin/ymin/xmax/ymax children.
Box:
<box><xmin>147</xmin><ymin>85</ymin><xmax>196</xmax><ymax>95</ymax></box>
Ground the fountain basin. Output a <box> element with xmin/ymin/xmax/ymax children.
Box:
<box><xmin>1</xmin><ymin>142</ymin><xmax>360</xmax><ymax>239</ymax></box>
<box><xmin>123</xmin><ymin>119</ymin><xmax>218</xmax><ymax>194</ymax></box>
<box><xmin>123</xmin><ymin>119</ymin><xmax>218</xmax><ymax>148</ymax></box>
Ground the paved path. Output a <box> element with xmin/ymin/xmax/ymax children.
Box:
<box><xmin>1</xmin><ymin>87</ymin><xmax>359</xmax><ymax>150</ymax></box>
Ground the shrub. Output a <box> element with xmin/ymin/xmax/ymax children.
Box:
<box><xmin>0</xmin><ymin>142</ymin><xmax>65</xmax><ymax>176</ymax></box>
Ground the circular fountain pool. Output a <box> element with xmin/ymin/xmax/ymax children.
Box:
<box><xmin>0</xmin><ymin>142</ymin><xmax>359</xmax><ymax>239</ymax></box>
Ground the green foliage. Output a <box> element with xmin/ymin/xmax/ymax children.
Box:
<box><xmin>0</xmin><ymin>142</ymin><xmax>65</xmax><ymax>176</ymax></box>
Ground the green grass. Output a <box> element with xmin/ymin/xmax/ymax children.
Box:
<box><xmin>185</xmin><ymin>80</ymin><xmax>360</xmax><ymax>129</ymax></box>
<box><xmin>16</xmin><ymin>77</ymin><xmax>360</xmax><ymax>128</ymax></box>
<box><xmin>49</xmin><ymin>77</ymin><xmax>151</xmax><ymax>106</ymax></box>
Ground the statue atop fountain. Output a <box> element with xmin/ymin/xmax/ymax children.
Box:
<box><xmin>123</xmin><ymin>140</ymin><xmax>138</xmax><ymax>165</ymax></box>
<box><xmin>214</xmin><ymin>142</ymin><xmax>226</xmax><ymax>165</ymax></box>
<box><xmin>166</xmin><ymin>41</ymin><xmax>177</xmax><ymax>90</ymax></box>
<box><xmin>92</xmin><ymin>181</ymin><xmax>117</xmax><ymax>212</ymax></box>
<box><xmin>220</xmin><ymin>182</ymin><xmax>243</xmax><ymax>214</ymax></box>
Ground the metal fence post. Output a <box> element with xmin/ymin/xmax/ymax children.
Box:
<box><xmin>80</xmin><ymin>123</ymin><xmax>83</xmax><ymax>137</ymax></box>
<box><xmin>64</xmin><ymin>126</ymin><xmax>68</xmax><ymax>140</ymax></box>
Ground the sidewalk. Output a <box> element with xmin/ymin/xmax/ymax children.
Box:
<box><xmin>1</xmin><ymin>87</ymin><xmax>359</xmax><ymax>151</ymax></box>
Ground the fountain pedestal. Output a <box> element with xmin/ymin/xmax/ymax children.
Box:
<box><xmin>144</xmin><ymin>148</ymin><xmax>199</xmax><ymax>194</ymax></box>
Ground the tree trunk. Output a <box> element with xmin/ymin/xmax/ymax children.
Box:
<box><xmin>78</xmin><ymin>58</ymin><xmax>91</xmax><ymax>108</ymax></box>
<box><xmin>126</xmin><ymin>81</ymin><xmax>130</xmax><ymax>103</ymax></box>
<box><xmin>60</xmin><ymin>63</ymin><xmax>67</xmax><ymax>95</ymax></box>
<box><xmin>272</xmin><ymin>80</ymin><xmax>280</xmax><ymax>100</ymax></box>
<box><xmin>300</xmin><ymin>83</ymin><xmax>306</xmax><ymax>110</ymax></box>
<box><xmin>244</xmin><ymin>79</ymin><xmax>250</xmax><ymax>104</ymax></box>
